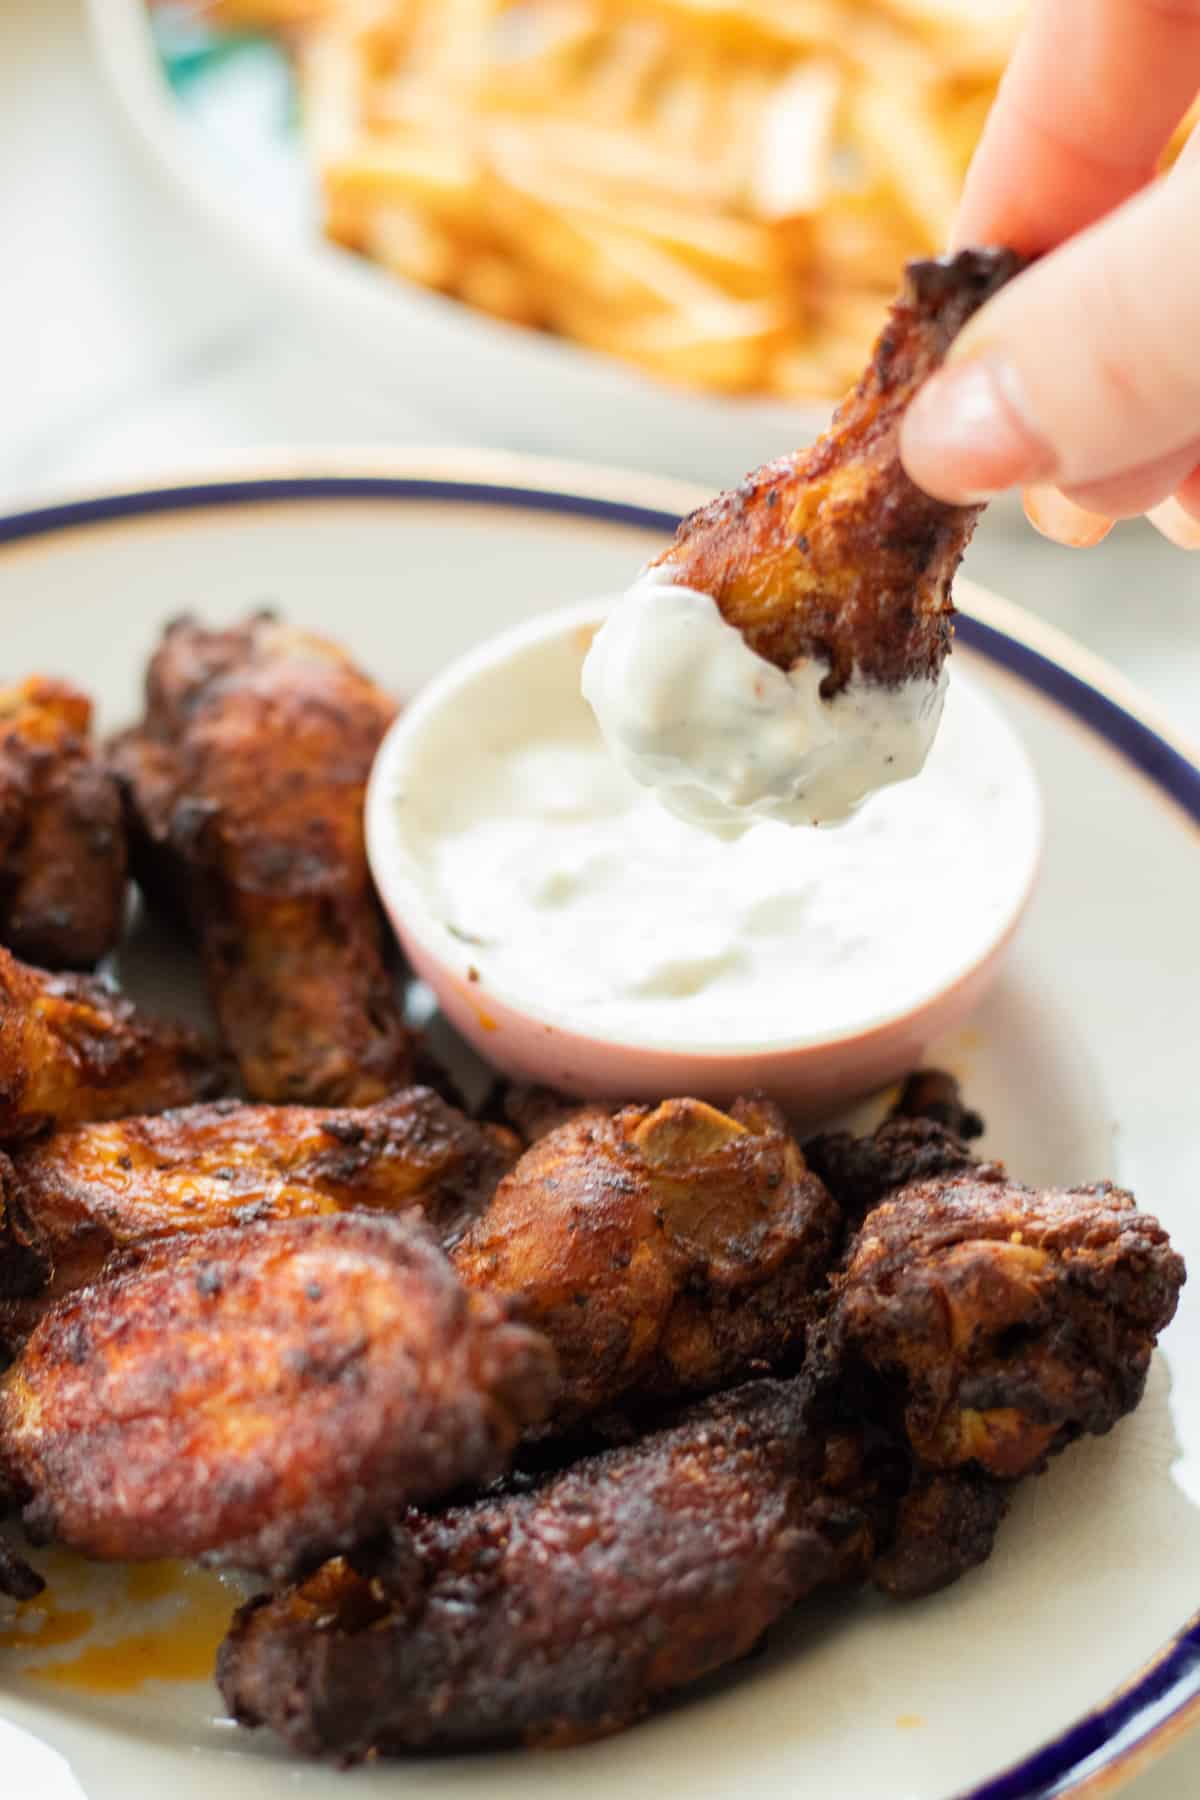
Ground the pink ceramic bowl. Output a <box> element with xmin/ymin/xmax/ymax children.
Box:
<box><xmin>365</xmin><ymin>605</ymin><xmax>1043</xmax><ymax>1118</ymax></box>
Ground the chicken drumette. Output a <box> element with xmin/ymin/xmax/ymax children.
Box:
<box><xmin>0</xmin><ymin>1213</ymin><xmax>555</xmax><ymax>1577</ymax></box>
<box><xmin>110</xmin><ymin>614</ymin><xmax>413</xmax><ymax>1104</ymax></box>
<box><xmin>0</xmin><ymin>946</ymin><xmax>224</xmax><ymax>1146</ymax></box>
<box><xmin>453</xmin><ymin>1095</ymin><xmax>840</xmax><ymax>1426</ymax></box>
<box><xmin>812</xmin><ymin>1174</ymin><xmax>1185</xmax><ymax>1481</ymax></box>
<box><xmin>0</xmin><ymin>1086</ymin><xmax>518</xmax><ymax>1338</ymax></box>
<box><xmin>217</xmin><ymin>1377</ymin><xmax>877</xmax><ymax>1756</ymax></box>
<box><xmin>647</xmin><ymin>250</ymin><xmax>1021</xmax><ymax>690</ymax></box>
<box><xmin>0</xmin><ymin>677</ymin><xmax>127</xmax><ymax>968</ymax></box>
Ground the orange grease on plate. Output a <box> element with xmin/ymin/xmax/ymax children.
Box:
<box><xmin>3</xmin><ymin>1561</ymin><xmax>233</xmax><ymax>1694</ymax></box>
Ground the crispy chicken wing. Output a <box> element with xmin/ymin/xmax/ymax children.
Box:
<box><xmin>0</xmin><ymin>946</ymin><xmax>224</xmax><ymax>1146</ymax></box>
<box><xmin>803</xmin><ymin>1115</ymin><xmax>995</xmax><ymax>1229</ymax></box>
<box><xmin>218</xmin><ymin>1378</ymin><xmax>875</xmax><ymax>1756</ymax></box>
<box><xmin>110</xmin><ymin>614</ymin><xmax>413</xmax><ymax>1104</ymax></box>
<box><xmin>649</xmin><ymin>250</ymin><xmax>1022</xmax><ymax>690</ymax></box>
<box><xmin>0</xmin><ymin>1214</ymin><xmax>556</xmax><ymax>1576</ymax></box>
<box><xmin>0</xmin><ymin>678</ymin><xmax>127</xmax><ymax>968</ymax></box>
<box><xmin>815</xmin><ymin>1175</ymin><xmax>1185</xmax><ymax>1480</ymax></box>
<box><xmin>0</xmin><ymin>1086</ymin><xmax>519</xmax><ymax>1334</ymax></box>
<box><xmin>453</xmin><ymin>1096</ymin><xmax>840</xmax><ymax>1426</ymax></box>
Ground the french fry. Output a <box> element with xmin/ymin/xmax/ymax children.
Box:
<box><xmin>194</xmin><ymin>0</ymin><xmax>1030</xmax><ymax>399</ymax></box>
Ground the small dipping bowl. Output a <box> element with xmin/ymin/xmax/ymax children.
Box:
<box><xmin>366</xmin><ymin>602</ymin><xmax>1043</xmax><ymax>1115</ymax></box>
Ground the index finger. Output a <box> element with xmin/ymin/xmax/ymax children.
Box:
<box><xmin>954</xmin><ymin>0</ymin><xmax>1200</xmax><ymax>252</ymax></box>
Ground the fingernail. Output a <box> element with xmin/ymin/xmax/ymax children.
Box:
<box><xmin>902</xmin><ymin>355</ymin><xmax>1056</xmax><ymax>501</ymax></box>
<box><xmin>1147</xmin><ymin>495</ymin><xmax>1200</xmax><ymax>550</ymax></box>
<box><xmin>1023</xmin><ymin>486</ymin><xmax>1113</xmax><ymax>548</ymax></box>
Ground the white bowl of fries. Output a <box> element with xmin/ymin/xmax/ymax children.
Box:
<box><xmin>89</xmin><ymin>0</ymin><xmax>1025</xmax><ymax>482</ymax></box>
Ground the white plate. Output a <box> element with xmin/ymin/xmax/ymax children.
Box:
<box><xmin>85</xmin><ymin>0</ymin><xmax>831</xmax><ymax>485</ymax></box>
<box><xmin>0</xmin><ymin>452</ymin><xmax>1197</xmax><ymax>1800</ymax></box>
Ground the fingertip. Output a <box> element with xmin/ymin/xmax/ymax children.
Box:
<box><xmin>1023</xmin><ymin>486</ymin><xmax>1113</xmax><ymax>548</ymax></box>
<box><xmin>1147</xmin><ymin>495</ymin><xmax>1200</xmax><ymax>550</ymax></box>
<box><xmin>899</xmin><ymin>358</ymin><xmax>1055</xmax><ymax>507</ymax></box>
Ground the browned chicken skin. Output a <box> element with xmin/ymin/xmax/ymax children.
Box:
<box><xmin>0</xmin><ymin>1213</ymin><xmax>556</xmax><ymax>1577</ymax></box>
<box><xmin>650</xmin><ymin>250</ymin><xmax>1022</xmax><ymax>690</ymax></box>
<box><xmin>0</xmin><ymin>1086</ymin><xmax>519</xmax><ymax>1336</ymax></box>
<box><xmin>0</xmin><ymin>947</ymin><xmax>224</xmax><ymax>1147</ymax></box>
<box><xmin>0</xmin><ymin>678</ymin><xmax>127</xmax><ymax>968</ymax></box>
<box><xmin>453</xmin><ymin>1096</ymin><xmax>840</xmax><ymax>1426</ymax></box>
<box><xmin>814</xmin><ymin>1174</ymin><xmax>1185</xmax><ymax>1480</ymax></box>
<box><xmin>218</xmin><ymin>1378</ymin><xmax>876</xmax><ymax>1756</ymax></box>
<box><xmin>110</xmin><ymin>614</ymin><xmax>413</xmax><ymax>1104</ymax></box>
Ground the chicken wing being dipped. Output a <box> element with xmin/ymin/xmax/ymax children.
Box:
<box><xmin>0</xmin><ymin>946</ymin><xmax>225</xmax><ymax>1146</ymax></box>
<box><xmin>583</xmin><ymin>249</ymin><xmax>1023</xmax><ymax>831</ymax></box>
<box><xmin>217</xmin><ymin>1377</ymin><xmax>878</xmax><ymax>1758</ymax></box>
<box><xmin>0</xmin><ymin>678</ymin><xmax>127</xmax><ymax>968</ymax></box>
<box><xmin>110</xmin><ymin>613</ymin><xmax>413</xmax><ymax>1104</ymax></box>
<box><xmin>0</xmin><ymin>1086</ymin><xmax>519</xmax><ymax>1336</ymax></box>
<box><xmin>812</xmin><ymin>1174</ymin><xmax>1186</xmax><ymax>1481</ymax></box>
<box><xmin>0</xmin><ymin>1214</ymin><xmax>556</xmax><ymax>1578</ymax></box>
<box><xmin>452</xmin><ymin>1095</ymin><xmax>840</xmax><ymax>1427</ymax></box>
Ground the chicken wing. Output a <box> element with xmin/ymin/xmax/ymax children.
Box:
<box><xmin>0</xmin><ymin>1213</ymin><xmax>556</xmax><ymax>1577</ymax></box>
<box><xmin>0</xmin><ymin>946</ymin><xmax>224</xmax><ymax>1145</ymax></box>
<box><xmin>648</xmin><ymin>250</ymin><xmax>1022</xmax><ymax>689</ymax></box>
<box><xmin>802</xmin><ymin>1115</ymin><xmax>995</xmax><ymax>1229</ymax></box>
<box><xmin>217</xmin><ymin>1377</ymin><xmax>876</xmax><ymax>1757</ymax></box>
<box><xmin>453</xmin><ymin>1096</ymin><xmax>840</xmax><ymax>1426</ymax></box>
<box><xmin>0</xmin><ymin>678</ymin><xmax>127</xmax><ymax>968</ymax></box>
<box><xmin>110</xmin><ymin>613</ymin><xmax>413</xmax><ymax>1104</ymax></box>
<box><xmin>813</xmin><ymin>1174</ymin><xmax>1185</xmax><ymax>1480</ymax></box>
<box><xmin>0</xmin><ymin>1086</ymin><xmax>519</xmax><ymax>1333</ymax></box>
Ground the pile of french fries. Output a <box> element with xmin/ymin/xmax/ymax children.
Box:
<box><xmin>194</xmin><ymin>0</ymin><xmax>1029</xmax><ymax>398</ymax></box>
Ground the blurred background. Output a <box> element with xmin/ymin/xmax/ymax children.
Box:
<box><xmin>4</xmin><ymin>0</ymin><xmax>1198</xmax><ymax>742</ymax></box>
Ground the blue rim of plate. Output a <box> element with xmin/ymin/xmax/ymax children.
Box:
<box><xmin>0</xmin><ymin>468</ymin><xmax>1197</xmax><ymax>1800</ymax></box>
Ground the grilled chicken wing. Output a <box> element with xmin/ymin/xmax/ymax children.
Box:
<box><xmin>0</xmin><ymin>678</ymin><xmax>127</xmax><ymax>968</ymax></box>
<box><xmin>0</xmin><ymin>1214</ymin><xmax>556</xmax><ymax>1577</ymax></box>
<box><xmin>110</xmin><ymin>614</ymin><xmax>412</xmax><ymax>1104</ymax></box>
<box><xmin>0</xmin><ymin>947</ymin><xmax>224</xmax><ymax>1147</ymax></box>
<box><xmin>218</xmin><ymin>1378</ymin><xmax>875</xmax><ymax>1757</ymax></box>
<box><xmin>648</xmin><ymin>250</ymin><xmax>1022</xmax><ymax>689</ymax></box>
<box><xmin>453</xmin><ymin>1096</ymin><xmax>839</xmax><ymax>1426</ymax></box>
<box><xmin>802</xmin><ymin>1115</ymin><xmax>995</xmax><ymax>1229</ymax></box>
<box><xmin>0</xmin><ymin>1086</ymin><xmax>519</xmax><ymax>1334</ymax></box>
<box><xmin>814</xmin><ymin>1175</ymin><xmax>1185</xmax><ymax>1480</ymax></box>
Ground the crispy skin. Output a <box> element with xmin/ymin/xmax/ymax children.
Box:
<box><xmin>0</xmin><ymin>1214</ymin><xmax>556</xmax><ymax>1576</ymax></box>
<box><xmin>0</xmin><ymin>1086</ymin><xmax>518</xmax><ymax>1332</ymax></box>
<box><xmin>218</xmin><ymin>1379</ymin><xmax>875</xmax><ymax>1756</ymax></box>
<box><xmin>870</xmin><ymin>1468</ymin><xmax>1011</xmax><ymax>1600</ymax></box>
<box><xmin>0</xmin><ymin>1534</ymin><xmax>43</xmax><ymax>1602</ymax></box>
<box><xmin>803</xmin><ymin>1114</ymin><xmax>996</xmax><ymax>1229</ymax></box>
<box><xmin>453</xmin><ymin>1096</ymin><xmax>840</xmax><ymax>1425</ymax></box>
<box><xmin>650</xmin><ymin>250</ymin><xmax>1022</xmax><ymax>689</ymax></box>
<box><xmin>0</xmin><ymin>678</ymin><xmax>127</xmax><ymax>969</ymax></box>
<box><xmin>0</xmin><ymin>946</ymin><xmax>224</xmax><ymax>1146</ymax></box>
<box><xmin>110</xmin><ymin>614</ymin><xmax>412</xmax><ymax>1104</ymax></box>
<box><xmin>892</xmin><ymin>1068</ymin><xmax>984</xmax><ymax>1140</ymax></box>
<box><xmin>816</xmin><ymin>1175</ymin><xmax>1185</xmax><ymax>1480</ymax></box>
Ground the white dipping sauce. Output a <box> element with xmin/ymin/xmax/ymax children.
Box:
<box><xmin>582</xmin><ymin>569</ymin><xmax>946</xmax><ymax>834</ymax></box>
<box><xmin>388</xmin><ymin>605</ymin><xmax>1041</xmax><ymax>1050</ymax></box>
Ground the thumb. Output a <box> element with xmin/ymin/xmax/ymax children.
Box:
<box><xmin>900</xmin><ymin>159</ymin><xmax>1200</xmax><ymax>504</ymax></box>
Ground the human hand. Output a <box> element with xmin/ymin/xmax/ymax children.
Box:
<box><xmin>899</xmin><ymin>0</ymin><xmax>1200</xmax><ymax>549</ymax></box>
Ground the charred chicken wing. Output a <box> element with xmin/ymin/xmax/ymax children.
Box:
<box><xmin>453</xmin><ymin>1096</ymin><xmax>839</xmax><ymax>1425</ymax></box>
<box><xmin>217</xmin><ymin>1378</ymin><xmax>875</xmax><ymax>1757</ymax></box>
<box><xmin>110</xmin><ymin>614</ymin><xmax>413</xmax><ymax>1104</ymax></box>
<box><xmin>0</xmin><ymin>678</ymin><xmax>126</xmax><ymax>968</ymax></box>
<box><xmin>815</xmin><ymin>1175</ymin><xmax>1185</xmax><ymax>1480</ymax></box>
<box><xmin>0</xmin><ymin>1213</ymin><xmax>556</xmax><ymax>1577</ymax></box>
<box><xmin>0</xmin><ymin>1086</ymin><xmax>518</xmax><ymax>1333</ymax></box>
<box><xmin>647</xmin><ymin>250</ymin><xmax>1021</xmax><ymax>689</ymax></box>
<box><xmin>0</xmin><ymin>946</ymin><xmax>224</xmax><ymax>1146</ymax></box>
